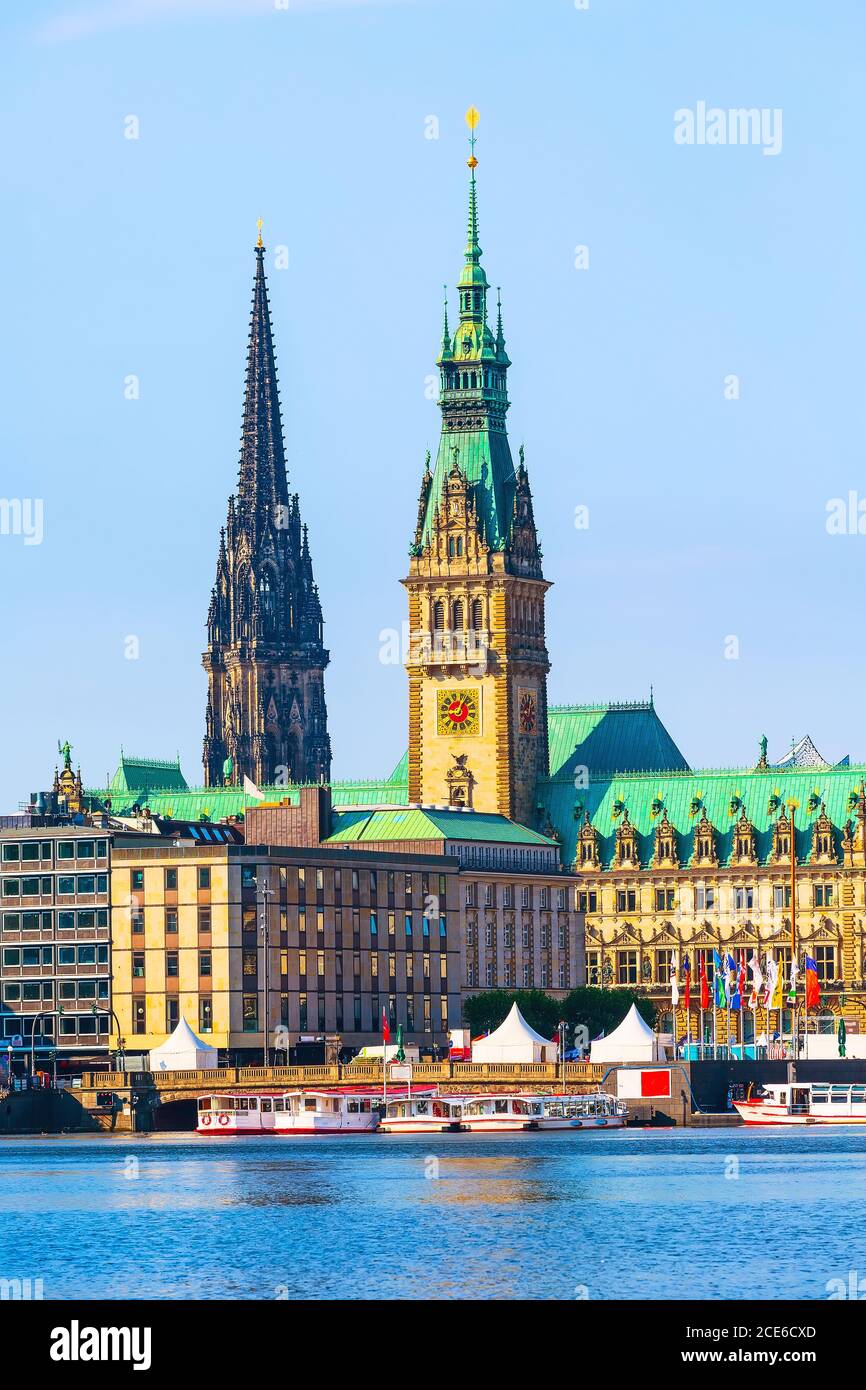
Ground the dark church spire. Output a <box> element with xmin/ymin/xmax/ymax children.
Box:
<box><xmin>236</xmin><ymin>220</ymin><xmax>290</xmax><ymax>528</ymax></box>
<box><xmin>203</xmin><ymin>225</ymin><xmax>331</xmax><ymax>790</ymax></box>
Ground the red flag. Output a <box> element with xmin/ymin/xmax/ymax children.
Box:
<box><xmin>804</xmin><ymin>956</ymin><xmax>820</xmax><ymax>1010</ymax></box>
<box><xmin>381</xmin><ymin>1007</ymin><xmax>391</xmax><ymax>1044</ymax></box>
<box><xmin>699</xmin><ymin>956</ymin><xmax>709</xmax><ymax>1010</ymax></box>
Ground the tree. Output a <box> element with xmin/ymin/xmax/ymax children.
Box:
<box><xmin>562</xmin><ymin>988</ymin><xmax>655</xmax><ymax>1043</ymax></box>
<box><xmin>462</xmin><ymin>988</ymin><xmax>655</xmax><ymax>1047</ymax></box>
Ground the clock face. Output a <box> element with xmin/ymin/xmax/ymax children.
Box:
<box><xmin>437</xmin><ymin>689</ymin><xmax>480</xmax><ymax>736</ymax></box>
<box><xmin>518</xmin><ymin>688</ymin><xmax>538</xmax><ymax>735</ymax></box>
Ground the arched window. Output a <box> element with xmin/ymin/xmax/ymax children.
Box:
<box><xmin>259</xmin><ymin>569</ymin><xmax>276</xmax><ymax>635</ymax></box>
<box><xmin>471</xmin><ymin>598</ymin><xmax>483</xmax><ymax>629</ymax></box>
<box><xmin>433</xmin><ymin>601</ymin><xmax>445</xmax><ymax>631</ymax></box>
<box><xmin>452</xmin><ymin>600</ymin><xmax>464</xmax><ymax>629</ymax></box>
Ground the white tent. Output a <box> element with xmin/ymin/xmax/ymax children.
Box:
<box><xmin>149</xmin><ymin>1017</ymin><xmax>219</xmax><ymax>1072</ymax></box>
<box><xmin>590</xmin><ymin>1003</ymin><xmax>666</xmax><ymax>1063</ymax></box>
<box><xmin>471</xmin><ymin>1002</ymin><xmax>557</xmax><ymax>1063</ymax></box>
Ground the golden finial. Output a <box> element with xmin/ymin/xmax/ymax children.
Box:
<box><xmin>256</xmin><ymin>217</ymin><xmax>264</xmax><ymax>249</ymax></box>
<box><xmin>465</xmin><ymin>106</ymin><xmax>479</xmax><ymax>167</ymax></box>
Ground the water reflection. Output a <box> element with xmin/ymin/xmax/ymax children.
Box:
<box><xmin>1</xmin><ymin>1130</ymin><xmax>866</xmax><ymax>1299</ymax></box>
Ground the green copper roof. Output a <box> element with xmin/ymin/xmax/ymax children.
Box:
<box><xmin>421</xmin><ymin>430</ymin><xmax>516</xmax><ymax>551</ymax></box>
<box><xmin>325</xmin><ymin>807</ymin><xmax>556</xmax><ymax>847</ymax></box>
<box><xmin>108</xmin><ymin>755</ymin><xmax>188</xmax><ymax>796</ymax></box>
<box><xmin>539</xmin><ymin>764</ymin><xmax>866</xmax><ymax>869</ymax></box>
<box><xmin>547</xmin><ymin>702</ymin><xmax>689</xmax><ymax>779</ymax></box>
<box><xmin>89</xmin><ymin>774</ymin><xmax>408</xmax><ymax>820</ymax></box>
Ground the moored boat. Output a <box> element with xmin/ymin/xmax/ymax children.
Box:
<box><xmin>734</xmin><ymin>1082</ymin><xmax>866</xmax><ymax>1126</ymax></box>
<box><xmin>196</xmin><ymin>1088</ymin><xmax>380</xmax><ymax>1135</ymax></box>
<box><xmin>379</xmin><ymin>1093</ymin><xmax>465</xmax><ymax>1134</ymax></box>
<box><xmin>525</xmin><ymin>1092</ymin><xmax>627</xmax><ymax>1130</ymax></box>
<box><xmin>458</xmin><ymin>1094</ymin><xmax>539</xmax><ymax>1132</ymax></box>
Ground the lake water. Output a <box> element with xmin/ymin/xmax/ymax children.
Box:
<box><xmin>1</xmin><ymin>1127</ymin><xmax>864</xmax><ymax>1300</ymax></box>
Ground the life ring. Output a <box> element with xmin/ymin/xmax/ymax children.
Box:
<box><xmin>201</xmin><ymin>1113</ymin><xmax>211</xmax><ymax>1126</ymax></box>
<box><xmin>218</xmin><ymin>1113</ymin><xmax>229</xmax><ymax>1126</ymax></box>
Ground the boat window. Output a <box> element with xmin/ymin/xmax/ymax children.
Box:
<box><xmin>237</xmin><ymin>1098</ymin><xmax>248</xmax><ymax>1111</ymax></box>
<box><xmin>495</xmin><ymin>1099</ymin><xmax>508</xmax><ymax>1113</ymax></box>
<box><xmin>261</xmin><ymin>1100</ymin><xmax>272</xmax><ymax>1113</ymax></box>
<box><xmin>199</xmin><ymin>1097</ymin><xmax>212</xmax><ymax>1110</ymax></box>
<box><xmin>249</xmin><ymin>1098</ymin><xmax>258</xmax><ymax>1110</ymax></box>
<box><xmin>274</xmin><ymin>1100</ymin><xmax>284</xmax><ymax>1112</ymax></box>
<box><xmin>417</xmin><ymin>1100</ymin><xmax>429</xmax><ymax>1115</ymax></box>
<box><xmin>304</xmin><ymin>1098</ymin><xmax>317</xmax><ymax>1111</ymax></box>
<box><xmin>348</xmin><ymin>1101</ymin><xmax>359</xmax><ymax>1113</ymax></box>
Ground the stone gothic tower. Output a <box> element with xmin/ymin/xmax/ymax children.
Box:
<box><xmin>203</xmin><ymin>229</ymin><xmax>331</xmax><ymax>789</ymax></box>
<box><xmin>402</xmin><ymin>133</ymin><xmax>550</xmax><ymax>828</ymax></box>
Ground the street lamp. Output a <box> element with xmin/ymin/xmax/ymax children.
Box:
<box><xmin>92</xmin><ymin>1005</ymin><xmax>126</xmax><ymax>1073</ymax></box>
<box><xmin>251</xmin><ymin>872</ymin><xmax>274</xmax><ymax>1068</ymax></box>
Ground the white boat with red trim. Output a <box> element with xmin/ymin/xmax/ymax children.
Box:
<box><xmin>734</xmin><ymin>1082</ymin><xmax>866</xmax><ymax>1126</ymax></box>
<box><xmin>196</xmin><ymin>1088</ymin><xmax>380</xmax><ymax>1135</ymax></box>
<box><xmin>458</xmin><ymin>1094</ymin><xmax>539</xmax><ymax>1132</ymax></box>
<box><xmin>379</xmin><ymin>1093</ymin><xmax>465</xmax><ymax>1133</ymax></box>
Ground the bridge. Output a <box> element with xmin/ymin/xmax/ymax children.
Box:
<box><xmin>79</xmin><ymin>1060</ymin><xmax>608</xmax><ymax>1131</ymax></box>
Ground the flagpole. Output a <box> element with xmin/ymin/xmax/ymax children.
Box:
<box><xmin>795</xmin><ymin>806</ymin><xmax>800</xmax><ymax>1061</ymax></box>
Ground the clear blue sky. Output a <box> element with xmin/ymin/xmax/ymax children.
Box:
<box><xmin>1</xmin><ymin>0</ymin><xmax>865</xmax><ymax>808</ymax></box>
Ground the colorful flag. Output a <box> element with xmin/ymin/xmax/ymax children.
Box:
<box><xmin>770</xmin><ymin>955</ymin><xmax>784</xmax><ymax>1010</ymax></box>
<box><xmin>713</xmin><ymin>949</ymin><xmax>727</xmax><ymax>1008</ymax></box>
<box><xmin>763</xmin><ymin>954</ymin><xmax>778</xmax><ymax>1010</ymax></box>
<box><xmin>737</xmin><ymin>952</ymin><xmax>747</xmax><ymax>1010</ymax></box>
<box><xmin>683</xmin><ymin>954</ymin><xmax>691</xmax><ymax>1015</ymax></box>
<box><xmin>725</xmin><ymin>953</ymin><xmax>737</xmax><ymax>1008</ymax></box>
<box><xmin>804</xmin><ymin>955</ymin><xmax>820</xmax><ymax>1009</ymax></box>
<box><xmin>731</xmin><ymin>953</ymin><xmax>743</xmax><ymax>1010</ymax></box>
<box><xmin>699</xmin><ymin>955</ymin><xmax>709</xmax><ymax>1010</ymax></box>
<box><xmin>381</xmin><ymin>1007</ymin><xmax>391</xmax><ymax>1044</ymax></box>
<box><xmin>789</xmin><ymin>955</ymin><xmax>800</xmax><ymax>1001</ymax></box>
<box><xmin>748</xmin><ymin>950</ymin><xmax>764</xmax><ymax>1006</ymax></box>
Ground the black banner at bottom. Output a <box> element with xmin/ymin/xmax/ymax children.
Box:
<box><xmin>0</xmin><ymin>1297</ymin><xmax>854</xmax><ymax>1376</ymax></box>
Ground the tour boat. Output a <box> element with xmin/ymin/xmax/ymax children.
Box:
<box><xmin>379</xmin><ymin>1093</ymin><xmax>466</xmax><ymax>1134</ymax></box>
<box><xmin>522</xmin><ymin>1092</ymin><xmax>628</xmax><ymax>1130</ymax></box>
<box><xmin>457</xmin><ymin>1094</ymin><xmax>539</xmax><ymax>1132</ymax></box>
<box><xmin>734</xmin><ymin>1082</ymin><xmax>866</xmax><ymax>1126</ymax></box>
<box><xmin>196</xmin><ymin>1088</ymin><xmax>380</xmax><ymax>1135</ymax></box>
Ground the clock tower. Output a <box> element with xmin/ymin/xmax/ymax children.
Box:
<box><xmin>402</xmin><ymin>114</ymin><xmax>550</xmax><ymax>828</ymax></box>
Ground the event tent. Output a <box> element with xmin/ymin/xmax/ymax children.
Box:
<box><xmin>589</xmin><ymin>1003</ymin><xmax>665</xmax><ymax>1063</ymax></box>
<box><xmin>471</xmin><ymin>1002</ymin><xmax>557</xmax><ymax>1063</ymax></box>
<box><xmin>149</xmin><ymin>1017</ymin><xmax>219</xmax><ymax>1071</ymax></box>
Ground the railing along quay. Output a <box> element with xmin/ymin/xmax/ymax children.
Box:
<box><xmin>80</xmin><ymin>1060</ymin><xmax>605</xmax><ymax>1092</ymax></box>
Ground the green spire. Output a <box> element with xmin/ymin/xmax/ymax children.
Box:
<box><xmin>413</xmin><ymin>110</ymin><xmax>516</xmax><ymax>555</ymax></box>
<box><xmin>440</xmin><ymin>283</ymin><xmax>452</xmax><ymax>358</ymax></box>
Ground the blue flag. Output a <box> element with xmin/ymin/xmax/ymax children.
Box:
<box><xmin>713</xmin><ymin>949</ymin><xmax>727</xmax><ymax>1008</ymax></box>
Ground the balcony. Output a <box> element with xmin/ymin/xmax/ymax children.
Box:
<box><xmin>416</xmin><ymin>629</ymin><xmax>490</xmax><ymax>669</ymax></box>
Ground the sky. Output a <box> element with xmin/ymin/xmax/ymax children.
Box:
<box><xmin>1</xmin><ymin>0</ymin><xmax>865</xmax><ymax>808</ymax></box>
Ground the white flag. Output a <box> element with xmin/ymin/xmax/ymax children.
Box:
<box><xmin>748</xmin><ymin>951</ymin><xmax>763</xmax><ymax>1006</ymax></box>
<box><xmin>763</xmin><ymin>955</ymin><xmax>778</xmax><ymax>1008</ymax></box>
<box><xmin>243</xmin><ymin>775</ymin><xmax>265</xmax><ymax>801</ymax></box>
